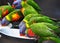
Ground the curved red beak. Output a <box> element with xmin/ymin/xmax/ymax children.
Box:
<box><xmin>12</xmin><ymin>5</ymin><xmax>16</xmax><ymax>9</ymax></box>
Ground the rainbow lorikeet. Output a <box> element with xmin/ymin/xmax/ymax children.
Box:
<box><xmin>1</xmin><ymin>9</ymin><xmax>24</xmax><ymax>26</ymax></box>
<box><xmin>12</xmin><ymin>0</ymin><xmax>41</xmax><ymax>12</ymax></box>
<box><xmin>19</xmin><ymin>14</ymin><xmax>41</xmax><ymax>36</ymax></box>
<box><xmin>19</xmin><ymin>13</ymin><xmax>57</xmax><ymax>37</ymax></box>
<box><xmin>12</xmin><ymin>0</ymin><xmax>22</xmax><ymax>9</ymax></box>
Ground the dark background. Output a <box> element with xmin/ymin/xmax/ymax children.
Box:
<box><xmin>0</xmin><ymin>0</ymin><xmax>60</xmax><ymax>43</ymax></box>
<box><xmin>0</xmin><ymin>0</ymin><xmax>13</xmax><ymax>5</ymax></box>
<box><xmin>35</xmin><ymin>0</ymin><xmax>60</xmax><ymax>20</ymax></box>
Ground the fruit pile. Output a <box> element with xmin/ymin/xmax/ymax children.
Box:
<box><xmin>0</xmin><ymin>0</ymin><xmax>60</xmax><ymax>43</ymax></box>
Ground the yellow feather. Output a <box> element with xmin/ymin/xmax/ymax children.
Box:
<box><xmin>6</xmin><ymin>16</ymin><xmax>11</xmax><ymax>21</ymax></box>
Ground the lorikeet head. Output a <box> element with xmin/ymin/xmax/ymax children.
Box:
<box><xmin>12</xmin><ymin>0</ymin><xmax>16</xmax><ymax>8</ymax></box>
<box><xmin>12</xmin><ymin>0</ymin><xmax>22</xmax><ymax>9</ymax></box>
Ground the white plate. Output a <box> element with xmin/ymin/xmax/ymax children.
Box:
<box><xmin>0</xmin><ymin>26</ymin><xmax>35</xmax><ymax>40</ymax></box>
